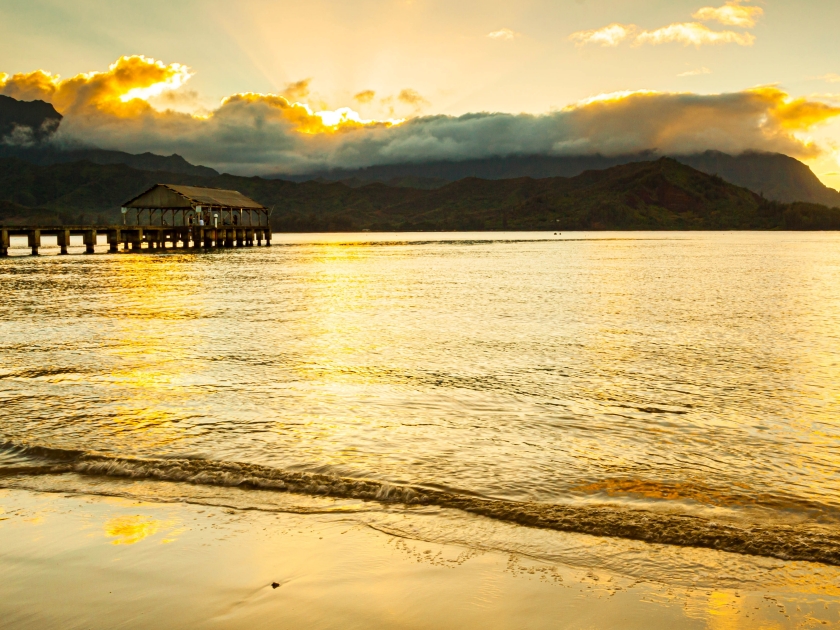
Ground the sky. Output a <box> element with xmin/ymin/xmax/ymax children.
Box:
<box><xmin>2</xmin><ymin>0</ymin><xmax>840</xmax><ymax>185</ymax></box>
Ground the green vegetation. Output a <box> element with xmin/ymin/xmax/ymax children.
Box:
<box><xmin>293</xmin><ymin>150</ymin><xmax>840</xmax><ymax>207</ymax></box>
<box><xmin>1</xmin><ymin>156</ymin><xmax>839</xmax><ymax>230</ymax></box>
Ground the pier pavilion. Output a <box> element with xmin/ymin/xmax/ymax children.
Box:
<box><xmin>122</xmin><ymin>184</ymin><xmax>270</xmax><ymax>230</ymax></box>
<box><xmin>0</xmin><ymin>184</ymin><xmax>271</xmax><ymax>256</ymax></box>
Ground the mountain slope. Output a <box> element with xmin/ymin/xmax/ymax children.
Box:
<box><xmin>0</xmin><ymin>145</ymin><xmax>219</xmax><ymax>178</ymax></box>
<box><xmin>0</xmin><ymin>95</ymin><xmax>62</xmax><ymax>143</ymax></box>
<box><xmin>289</xmin><ymin>151</ymin><xmax>840</xmax><ymax>207</ymax></box>
<box><xmin>3</xmin><ymin>156</ymin><xmax>839</xmax><ymax>230</ymax></box>
<box><xmin>677</xmin><ymin>151</ymin><xmax>840</xmax><ymax>206</ymax></box>
<box><xmin>0</xmin><ymin>95</ymin><xmax>217</xmax><ymax>177</ymax></box>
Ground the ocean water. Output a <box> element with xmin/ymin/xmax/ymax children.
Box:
<box><xmin>2</xmin><ymin>231</ymin><xmax>840</xmax><ymax>585</ymax></box>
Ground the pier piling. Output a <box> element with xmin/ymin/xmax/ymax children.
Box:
<box><xmin>28</xmin><ymin>229</ymin><xmax>41</xmax><ymax>256</ymax></box>
<box><xmin>83</xmin><ymin>230</ymin><xmax>96</xmax><ymax>255</ymax></box>
<box><xmin>107</xmin><ymin>229</ymin><xmax>120</xmax><ymax>253</ymax></box>
<box><xmin>57</xmin><ymin>229</ymin><xmax>70</xmax><ymax>255</ymax></box>
<box><xmin>0</xmin><ymin>224</ymin><xmax>271</xmax><ymax>256</ymax></box>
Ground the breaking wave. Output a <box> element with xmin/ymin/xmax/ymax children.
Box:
<box><xmin>2</xmin><ymin>440</ymin><xmax>839</xmax><ymax>567</ymax></box>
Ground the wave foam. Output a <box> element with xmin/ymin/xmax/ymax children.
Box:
<box><xmin>2</xmin><ymin>441</ymin><xmax>839</xmax><ymax>566</ymax></box>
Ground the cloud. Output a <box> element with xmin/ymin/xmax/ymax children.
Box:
<box><xmin>3</xmin><ymin>57</ymin><xmax>840</xmax><ymax>176</ymax></box>
<box><xmin>0</xmin><ymin>56</ymin><xmax>192</xmax><ymax>116</ymax></box>
<box><xmin>283</xmin><ymin>78</ymin><xmax>312</xmax><ymax>101</ymax></box>
<box><xmin>635</xmin><ymin>22</ymin><xmax>755</xmax><ymax>47</ymax></box>
<box><xmin>570</xmin><ymin>24</ymin><xmax>635</xmax><ymax>47</ymax></box>
<box><xmin>354</xmin><ymin>90</ymin><xmax>376</xmax><ymax>103</ymax></box>
<box><xmin>678</xmin><ymin>67</ymin><xmax>712</xmax><ymax>77</ymax></box>
<box><xmin>693</xmin><ymin>1</ymin><xmax>763</xmax><ymax>28</ymax></box>
<box><xmin>487</xmin><ymin>28</ymin><xmax>520</xmax><ymax>40</ymax></box>
<box><xmin>218</xmin><ymin>92</ymin><xmax>402</xmax><ymax>134</ymax></box>
<box><xmin>0</xmin><ymin>56</ymin><xmax>399</xmax><ymax>133</ymax></box>
<box><xmin>817</xmin><ymin>74</ymin><xmax>840</xmax><ymax>84</ymax></box>
<box><xmin>398</xmin><ymin>88</ymin><xmax>429</xmax><ymax>108</ymax></box>
<box><xmin>571</xmin><ymin>22</ymin><xmax>753</xmax><ymax>47</ymax></box>
<box><xmin>571</xmin><ymin>1</ymin><xmax>759</xmax><ymax>48</ymax></box>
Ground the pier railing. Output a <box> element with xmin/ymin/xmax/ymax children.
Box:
<box><xmin>0</xmin><ymin>225</ymin><xmax>272</xmax><ymax>256</ymax></box>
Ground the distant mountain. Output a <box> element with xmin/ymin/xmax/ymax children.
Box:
<box><xmin>288</xmin><ymin>151</ymin><xmax>840</xmax><ymax>207</ymax></box>
<box><xmin>676</xmin><ymin>151</ymin><xmax>840</xmax><ymax>207</ymax></box>
<box><xmin>0</xmin><ymin>94</ymin><xmax>217</xmax><ymax>177</ymax></box>
<box><xmin>2</xmin><ymin>156</ymin><xmax>839</xmax><ymax>231</ymax></box>
<box><xmin>0</xmin><ymin>145</ymin><xmax>219</xmax><ymax>177</ymax></box>
<box><xmin>284</xmin><ymin>154</ymin><xmax>645</xmax><ymax>185</ymax></box>
<box><xmin>0</xmin><ymin>94</ymin><xmax>62</xmax><ymax>143</ymax></box>
<box><xmin>0</xmin><ymin>158</ymin><xmax>217</xmax><ymax>225</ymax></box>
<box><xmin>321</xmin><ymin>175</ymin><xmax>451</xmax><ymax>190</ymax></box>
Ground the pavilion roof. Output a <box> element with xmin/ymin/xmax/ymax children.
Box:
<box><xmin>123</xmin><ymin>184</ymin><xmax>266</xmax><ymax>209</ymax></box>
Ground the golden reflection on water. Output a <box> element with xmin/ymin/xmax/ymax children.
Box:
<box><xmin>300</xmin><ymin>242</ymin><xmax>378</xmax><ymax>365</ymax></box>
<box><xmin>273</xmin><ymin>242</ymin><xmax>399</xmax><ymax>469</ymax></box>
<box><xmin>705</xmin><ymin>591</ymin><xmax>746</xmax><ymax>629</ymax></box>
<box><xmin>103</xmin><ymin>513</ymin><xmax>185</xmax><ymax>545</ymax></box>
<box><xmin>103</xmin><ymin>253</ymin><xmax>207</xmax><ymax>450</ymax></box>
<box><xmin>570</xmin><ymin>477</ymin><xmax>816</xmax><ymax>513</ymax></box>
<box><xmin>104</xmin><ymin>515</ymin><xmax>164</xmax><ymax>545</ymax></box>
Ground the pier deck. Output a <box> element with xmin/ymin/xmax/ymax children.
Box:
<box><xmin>0</xmin><ymin>225</ymin><xmax>272</xmax><ymax>256</ymax></box>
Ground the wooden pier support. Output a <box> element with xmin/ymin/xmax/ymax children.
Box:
<box><xmin>107</xmin><ymin>228</ymin><xmax>120</xmax><ymax>253</ymax></box>
<box><xmin>83</xmin><ymin>229</ymin><xmax>96</xmax><ymax>254</ymax></box>
<box><xmin>0</xmin><ymin>225</ymin><xmax>271</xmax><ymax>256</ymax></box>
<box><xmin>130</xmin><ymin>228</ymin><xmax>143</xmax><ymax>251</ymax></box>
<box><xmin>28</xmin><ymin>229</ymin><xmax>41</xmax><ymax>256</ymax></box>
<box><xmin>57</xmin><ymin>229</ymin><xmax>70</xmax><ymax>255</ymax></box>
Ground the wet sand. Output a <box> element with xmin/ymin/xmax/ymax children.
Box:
<box><xmin>1</xmin><ymin>487</ymin><xmax>838</xmax><ymax>629</ymax></box>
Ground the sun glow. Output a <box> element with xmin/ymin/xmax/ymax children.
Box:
<box><xmin>119</xmin><ymin>61</ymin><xmax>192</xmax><ymax>103</ymax></box>
<box><xmin>569</xmin><ymin>89</ymin><xmax>662</xmax><ymax>108</ymax></box>
<box><xmin>0</xmin><ymin>55</ymin><xmax>194</xmax><ymax>113</ymax></box>
<box><xmin>221</xmin><ymin>92</ymin><xmax>404</xmax><ymax>134</ymax></box>
<box><xmin>314</xmin><ymin>106</ymin><xmax>404</xmax><ymax>131</ymax></box>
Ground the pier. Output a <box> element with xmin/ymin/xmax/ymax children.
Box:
<box><xmin>0</xmin><ymin>225</ymin><xmax>272</xmax><ymax>256</ymax></box>
<box><xmin>0</xmin><ymin>183</ymin><xmax>272</xmax><ymax>256</ymax></box>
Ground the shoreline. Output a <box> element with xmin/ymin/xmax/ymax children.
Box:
<box><xmin>3</xmin><ymin>443</ymin><xmax>839</xmax><ymax>567</ymax></box>
<box><xmin>2</xmin><ymin>486</ymin><xmax>838</xmax><ymax>629</ymax></box>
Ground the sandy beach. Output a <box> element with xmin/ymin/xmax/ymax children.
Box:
<box><xmin>2</xmin><ymin>483</ymin><xmax>839</xmax><ymax>629</ymax></box>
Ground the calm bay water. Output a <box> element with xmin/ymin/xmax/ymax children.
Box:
<box><xmin>2</xmin><ymin>231</ymin><xmax>840</xmax><ymax>576</ymax></box>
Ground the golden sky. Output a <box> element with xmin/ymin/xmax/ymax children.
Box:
<box><xmin>2</xmin><ymin>0</ymin><xmax>840</xmax><ymax>185</ymax></box>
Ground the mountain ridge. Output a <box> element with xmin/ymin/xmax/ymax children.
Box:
<box><xmin>0</xmin><ymin>95</ymin><xmax>217</xmax><ymax>177</ymax></box>
<box><xmin>284</xmin><ymin>151</ymin><xmax>840</xmax><ymax>207</ymax></box>
<box><xmin>0</xmin><ymin>145</ymin><xmax>219</xmax><ymax>178</ymax></box>
<box><xmin>2</xmin><ymin>156</ymin><xmax>839</xmax><ymax>231</ymax></box>
<box><xmin>0</xmin><ymin>94</ymin><xmax>62</xmax><ymax>143</ymax></box>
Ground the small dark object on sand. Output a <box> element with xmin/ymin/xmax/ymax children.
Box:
<box><xmin>271</xmin><ymin>582</ymin><xmax>280</xmax><ymax>589</ymax></box>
